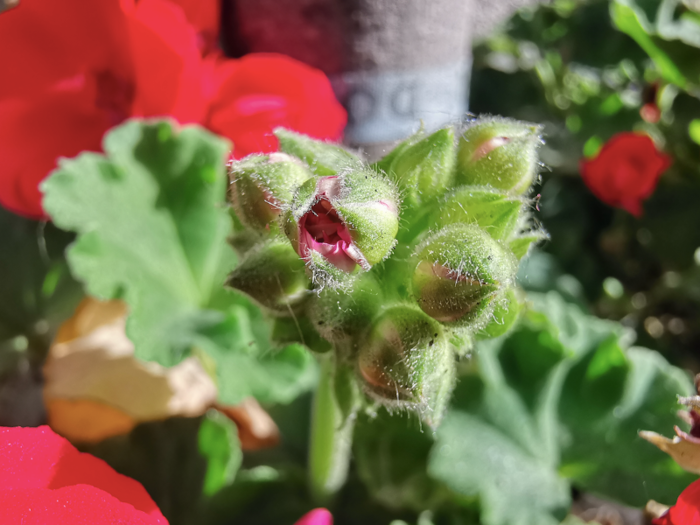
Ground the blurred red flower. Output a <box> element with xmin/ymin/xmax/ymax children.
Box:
<box><xmin>653</xmin><ymin>478</ymin><xmax>700</xmax><ymax>525</ymax></box>
<box><xmin>580</xmin><ymin>132</ymin><xmax>671</xmax><ymax>217</ymax></box>
<box><xmin>163</xmin><ymin>0</ymin><xmax>221</xmax><ymax>55</ymax></box>
<box><xmin>296</xmin><ymin>508</ymin><xmax>333</xmax><ymax>525</ymax></box>
<box><xmin>208</xmin><ymin>54</ymin><xmax>347</xmax><ymax>159</ymax></box>
<box><xmin>0</xmin><ymin>0</ymin><xmax>346</xmax><ymax>219</ymax></box>
<box><xmin>0</xmin><ymin>425</ymin><xmax>167</xmax><ymax>524</ymax></box>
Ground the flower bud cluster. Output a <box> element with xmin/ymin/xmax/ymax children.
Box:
<box><xmin>226</xmin><ymin>118</ymin><xmax>545</xmax><ymax>428</ymax></box>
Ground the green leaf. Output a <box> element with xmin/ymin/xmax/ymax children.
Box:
<box><xmin>611</xmin><ymin>0</ymin><xmax>698</xmax><ymax>89</ymax></box>
<box><xmin>689</xmin><ymin>119</ymin><xmax>700</xmax><ymax>144</ymax></box>
<box><xmin>354</xmin><ymin>410</ymin><xmax>446</xmax><ymax>512</ymax></box>
<box><xmin>43</xmin><ymin>119</ymin><xmax>317</xmax><ymax>405</ymax></box>
<box><xmin>429</xmin><ymin>291</ymin><xmax>695</xmax><ymax>525</ymax></box>
<box><xmin>43</xmin><ymin>120</ymin><xmax>231</xmax><ymax>365</ymax></box>
<box><xmin>199</xmin><ymin>410</ymin><xmax>242</xmax><ymax>496</ymax></box>
<box><xmin>429</xmin><ymin>315</ymin><xmax>571</xmax><ymax>525</ymax></box>
<box><xmin>0</xmin><ymin>206</ymin><xmax>83</xmax><ymax>349</ymax></box>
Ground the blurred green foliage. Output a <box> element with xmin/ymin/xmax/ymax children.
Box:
<box><xmin>471</xmin><ymin>0</ymin><xmax>700</xmax><ymax>371</ymax></box>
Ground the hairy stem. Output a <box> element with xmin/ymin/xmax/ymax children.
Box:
<box><xmin>309</xmin><ymin>353</ymin><xmax>356</xmax><ymax>503</ymax></box>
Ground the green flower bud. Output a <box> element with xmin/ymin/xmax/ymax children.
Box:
<box><xmin>387</xmin><ymin>128</ymin><xmax>456</xmax><ymax>209</ymax></box>
<box><xmin>357</xmin><ymin>305</ymin><xmax>455</xmax><ymax>428</ymax></box>
<box><xmin>284</xmin><ymin>170</ymin><xmax>400</xmax><ymax>281</ymax></box>
<box><xmin>435</xmin><ymin>186</ymin><xmax>523</xmax><ymax>240</ymax></box>
<box><xmin>228</xmin><ymin>153</ymin><xmax>312</xmax><ymax>231</ymax></box>
<box><xmin>271</xmin><ymin>316</ymin><xmax>332</xmax><ymax>353</ymax></box>
<box><xmin>456</xmin><ymin>117</ymin><xmax>542</xmax><ymax>194</ymax></box>
<box><xmin>307</xmin><ymin>274</ymin><xmax>383</xmax><ymax>344</ymax></box>
<box><xmin>226</xmin><ymin>237</ymin><xmax>311</xmax><ymax>314</ymax></box>
<box><xmin>412</xmin><ymin>224</ymin><xmax>517</xmax><ymax>328</ymax></box>
<box><xmin>275</xmin><ymin>128</ymin><xmax>363</xmax><ymax>176</ymax></box>
<box><xmin>476</xmin><ymin>287</ymin><xmax>523</xmax><ymax>339</ymax></box>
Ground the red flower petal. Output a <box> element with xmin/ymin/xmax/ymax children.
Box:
<box><xmin>580</xmin><ymin>132</ymin><xmax>671</xmax><ymax>217</ymax></box>
<box><xmin>164</xmin><ymin>0</ymin><xmax>220</xmax><ymax>54</ymax></box>
<box><xmin>207</xmin><ymin>53</ymin><xmax>347</xmax><ymax>158</ymax></box>
<box><xmin>0</xmin><ymin>426</ymin><xmax>166</xmax><ymax>524</ymax></box>
<box><xmin>664</xmin><ymin>478</ymin><xmax>700</xmax><ymax>525</ymax></box>
<box><xmin>0</xmin><ymin>84</ymin><xmax>110</xmax><ymax>219</ymax></box>
<box><xmin>0</xmin><ymin>486</ymin><xmax>159</xmax><ymax>525</ymax></box>
<box><xmin>127</xmin><ymin>0</ymin><xmax>207</xmax><ymax>123</ymax></box>
<box><xmin>0</xmin><ymin>0</ymin><xmax>133</xmax><ymax>100</ymax></box>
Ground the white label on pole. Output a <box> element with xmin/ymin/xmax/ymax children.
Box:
<box><xmin>334</xmin><ymin>60</ymin><xmax>471</xmax><ymax>144</ymax></box>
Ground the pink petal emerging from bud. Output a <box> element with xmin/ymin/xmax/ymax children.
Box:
<box><xmin>471</xmin><ymin>136</ymin><xmax>510</xmax><ymax>161</ymax></box>
<box><xmin>298</xmin><ymin>177</ymin><xmax>368</xmax><ymax>273</ymax></box>
<box><xmin>295</xmin><ymin>508</ymin><xmax>333</xmax><ymax>525</ymax></box>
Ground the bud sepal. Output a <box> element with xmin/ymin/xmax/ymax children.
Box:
<box><xmin>434</xmin><ymin>186</ymin><xmax>523</xmax><ymax>240</ymax></box>
<box><xmin>275</xmin><ymin>128</ymin><xmax>363</xmax><ymax>176</ymax></box>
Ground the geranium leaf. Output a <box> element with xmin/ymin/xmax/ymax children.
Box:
<box><xmin>43</xmin><ymin>119</ymin><xmax>316</xmax><ymax>405</ymax></box>
<box><xmin>198</xmin><ymin>410</ymin><xmax>242</xmax><ymax>496</ymax></box>
<box><xmin>429</xmin><ymin>291</ymin><xmax>695</xmax><ymax>525</ymax></box>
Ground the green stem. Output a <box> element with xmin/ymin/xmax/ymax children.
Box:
<box><xmin>308</xmin><ymin>353</ymin><xmax>356</xmax><ymax>503</ymax></box>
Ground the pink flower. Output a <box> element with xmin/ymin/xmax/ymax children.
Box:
<box><xmin>295</xmin><ymin>508</ymin><xmax>333</xmax><ymax>525</ymax></box>
<box><xmin>0</xmin><ymin>425</ymin><xmax>167</xmax><ymax>524</ymax></box>
<box><xmin>298</xmin><ymin>178</ymin><xmax>364</xmax><ymax>273</ymax></box>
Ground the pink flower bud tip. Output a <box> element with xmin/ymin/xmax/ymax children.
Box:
<box><xmin>297</xmin><ymin>177</ymin><xmax>369</xmax><ymax>273</ymax></box>
<box><xmin>471</xmin><ymin>136</ymin><xmax>511</xmax><ymax>161</ymax></box>
<box><xmin>295</xmin><ymin>508</ymin><xmax>333</xmax><ymax>525</ymax></box>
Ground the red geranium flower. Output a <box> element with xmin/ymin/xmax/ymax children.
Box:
<box><xmin>0</xmin><ymin>0</ymin><xmax>207</xmax><ymax>218</ymax></box>
<box><xmin>0</xmin><ymin>0</ymin><xmax>346</xmax><ymax>219</ymax></box>
<box><xmin>163</xmin><ymin>0</ymin><xmax>221</xmax><ymax>55</ymax></box>
<box><xmin>580</xmin><ymin>132</ymin><xmax>671</xmax><ymax>217</ymax></box>
<box><xmin>653</xmin><ymin>478</ymin><xmax>700</xmax><ymax>524</ymax></box>
<box><xmin>207</xmin><ymin>54</ymin><xmax>346</xmax><ymax>159</ymax></box>
<box><xmin>0</xmin><ymin>425</ymin><xmax>167</xmax><ymax>524</ymax></box>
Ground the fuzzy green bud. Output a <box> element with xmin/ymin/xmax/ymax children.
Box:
<box><xmin>275</xmin><ymin>128</ymin><xmax>363</xmax><ymax>176</ymax></box>
<box><xmin>388</xmin><ymin>128</ymin><xmax>456</xmax><ymax>209</ymax></box>
<box><xmin>476</xmin><ymin>287</ymin><xmax>523</xmax><ymax>339</ymax></box>
<box><xmin>357</xmin><ymin>305</ymin><xmax>455</xmax><ymax>428</ymax></box>
<box><xmin>284</xmin><ymin>170</ymin><xmax>400</xmax><ymax>282</ymax></box>
<box><xmin>435</xmin><ymin>186</ymin><xmax>523</xmax><ymax>240</ymax></box>
<box><xmin>412</xmin><ymin>224</ymin><xmax>517</xmax><ymax>328</ymax></box>
<box><xmin>456</xmin><ymin>117</ymin><xmax>542</xmax><ymax>194</ymax></box>
<box><xmin>228</xmin><ymin>153</ymin><xmax>312</xmax><ymax>231</ymax></box>
<box><xmin>307</xmin><ymin>274</ymin><xmax>383</xmax><ymax>344</ymax></box>
<box><xmin>226</xmin><ymin>237</ymin><xmax>311</xmax><ymax>314</ymax></box>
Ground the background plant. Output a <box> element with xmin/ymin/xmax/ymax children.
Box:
<box><xmin>2</xmin><ymin>1</ymin><xmax>700</xmax><ymax>525</ymax></box>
